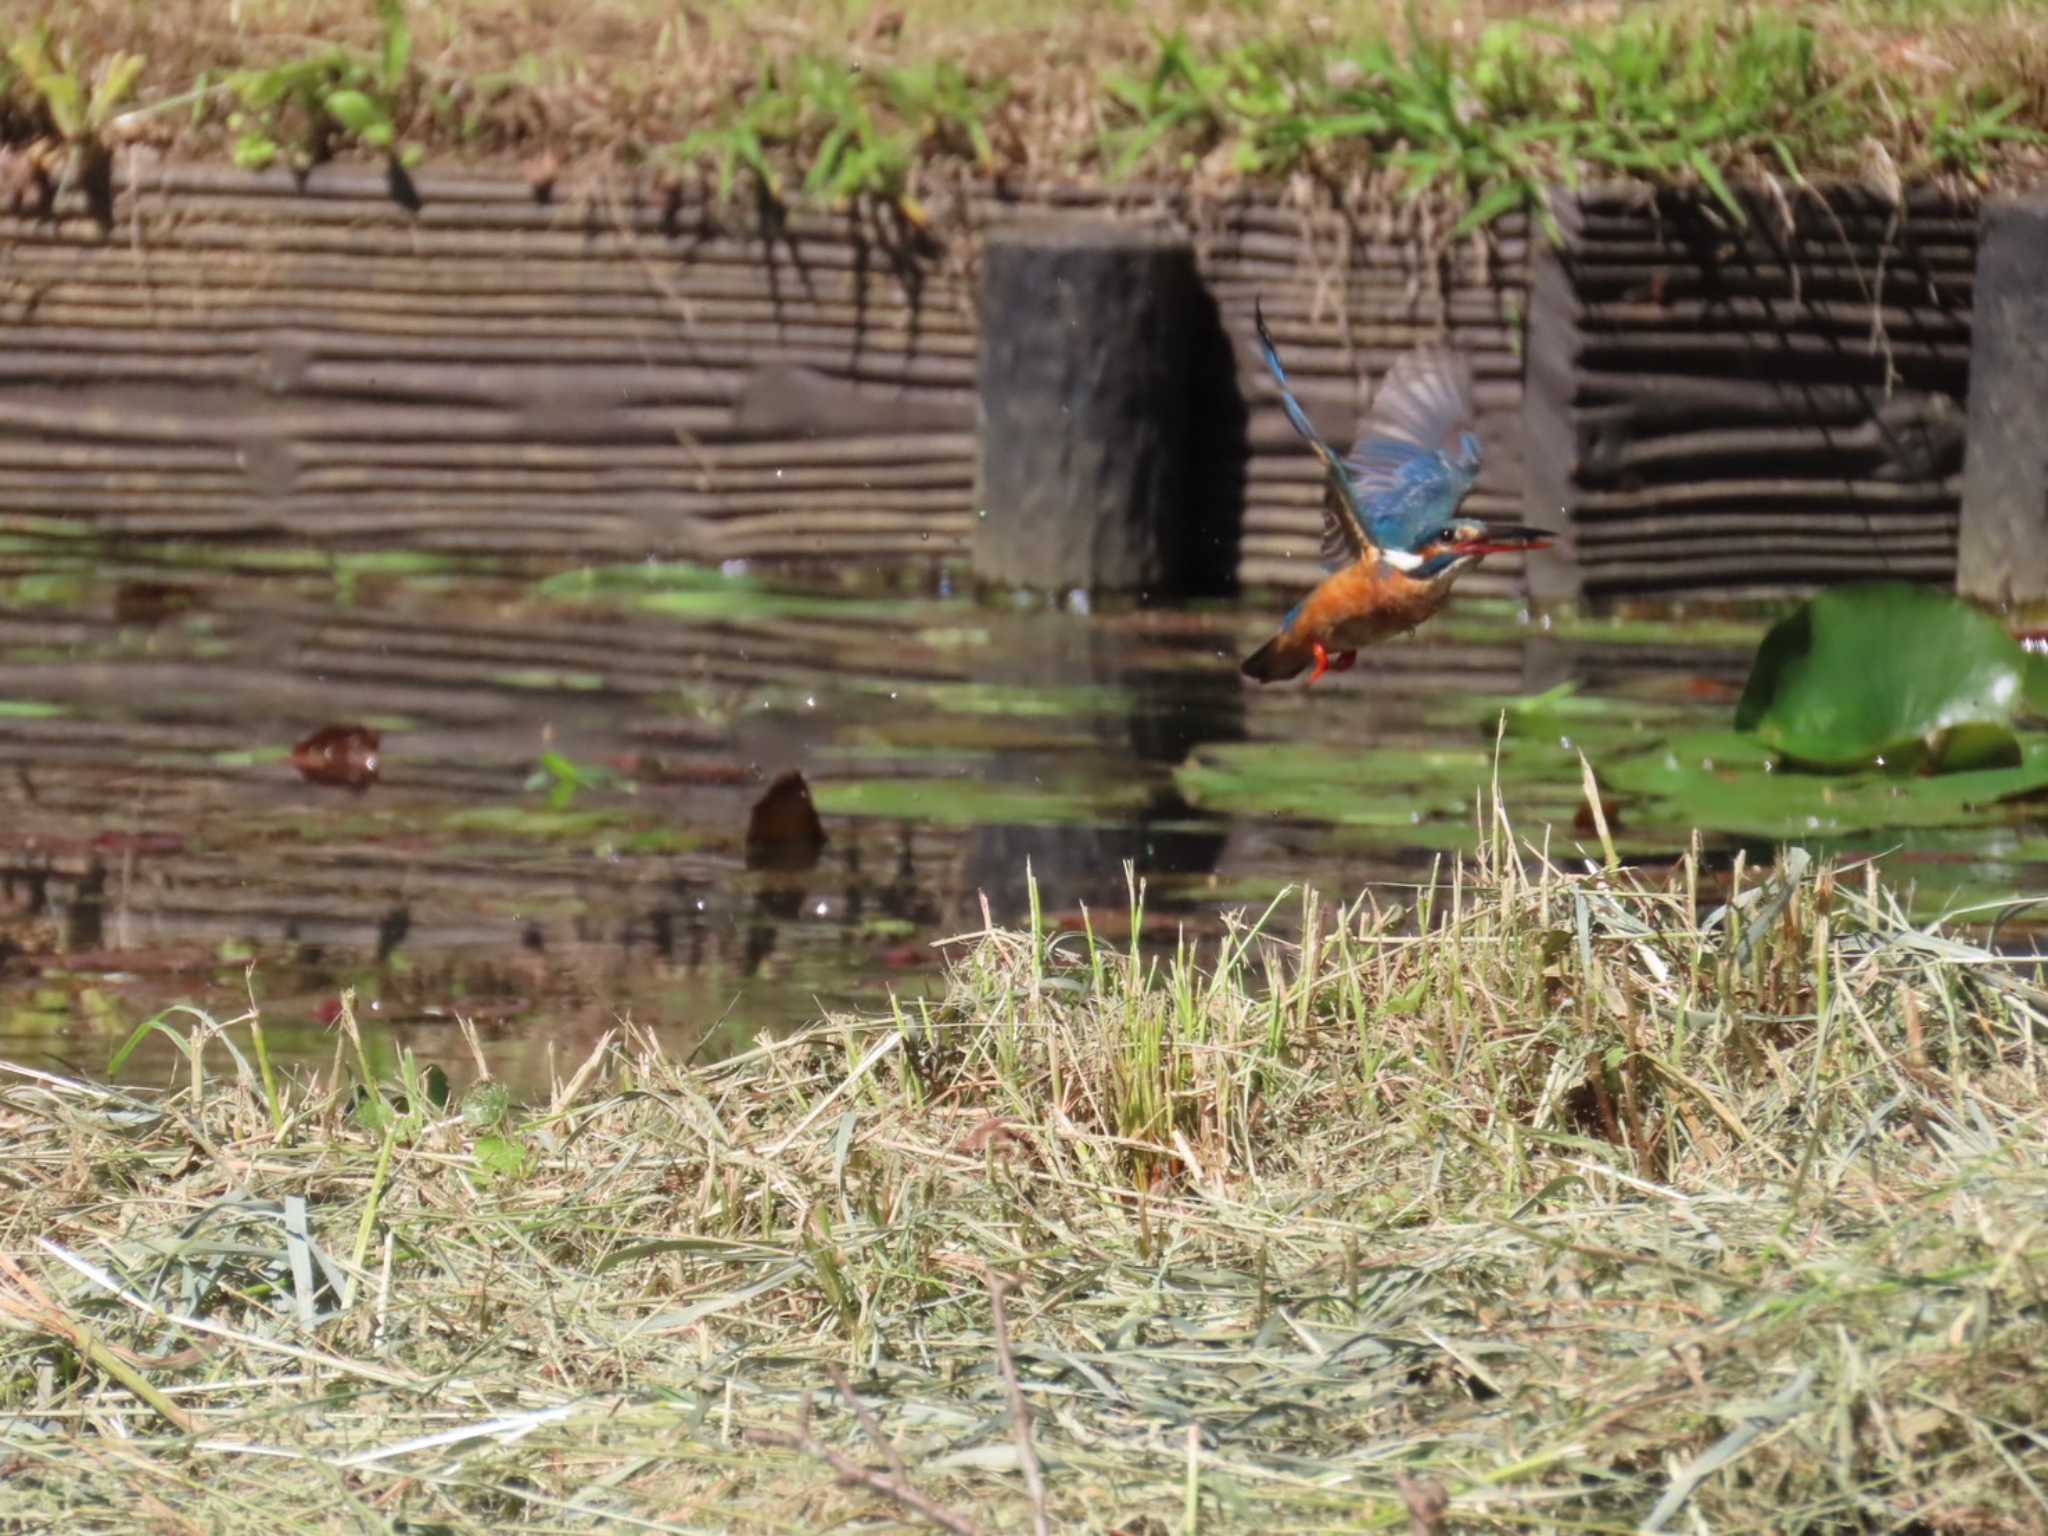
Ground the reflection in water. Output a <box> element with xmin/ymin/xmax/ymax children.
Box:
<box><xmin>3</xmin><ymin>554</ymin><xmax>2040</xmax><ymax>1094</ymax></box>
<box><xmin>963</xmin><ymin>610</ymin><xmax>1243</xmax><ymax>917</ymax></box>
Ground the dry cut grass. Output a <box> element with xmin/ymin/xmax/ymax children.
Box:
<box><xmin>4</xmin><ymin>799</ymin><xmax>2048</xmax><ymax>1533</ymax></box>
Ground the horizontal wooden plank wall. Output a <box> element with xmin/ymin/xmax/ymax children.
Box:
<box><xmin>0</xmin><ymin>161</ymin><xmax>1529</xmax><ymax>595</ymax></box>
<box><xmin>0</xmin><ymin>164</ymin><xmax>1968</xmax><ymax>601</ymax></box>
<box><xmin>1527</xmin><ymin>183</ymin><xmax>1976</xmax><ymax>601</ymax></box>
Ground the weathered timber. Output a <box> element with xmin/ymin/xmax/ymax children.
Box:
<box><xmin>1958</xmin><ymin>191</ymin><xmax>2048</xmax><ymax>607</ymax></box>
<box><xmin>0</xmin><ymin>162</ymin><xmax>1532</xmax><ymax>582</ymax></box>
<box><xmin>7</xmin><ymin>159</ymin><xmax>1979</xmax><ymax>600</ymax></box>
<box><xmin>1528</xmin><ymin>182</ymin><xmax>1977</xmax><ymax>599</ymax></box>
<box><xmin>973</xmin><ymin>224</ymin><xmax>1210</xmax><ymax>594</ymax></box>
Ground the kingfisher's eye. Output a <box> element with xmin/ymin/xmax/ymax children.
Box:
<box><xmin>1438</xmin><ymin>525</ymin><xmax>1458</xmax><ymax>543</ymax></box>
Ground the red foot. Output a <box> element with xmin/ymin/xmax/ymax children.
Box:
<box><xmin>1305</xmin><ymin>642</ymin><xmax>1356</xmax><ymax>686</ymax></box>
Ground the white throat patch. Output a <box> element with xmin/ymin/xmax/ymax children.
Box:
<box><xmin>1381</xmin><ymin>547</ymin><xmax>1424</xmax><ymax>572</ymax></box>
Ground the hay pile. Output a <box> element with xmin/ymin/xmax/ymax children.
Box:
<box><xmin>5</xmin><ymin>816</ymin><xmax>2046</xmax><ymax>1532</ymax></box>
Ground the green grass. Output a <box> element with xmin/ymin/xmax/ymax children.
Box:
<box><xmin>5</xmin><ymin>799</ymin><xmax>2047</xmax><ymax>1531</ymax></box>
<box><xmin>3</xmin><ymin>0</ymin><xmax>2044</xmax><ymax>229</ymax></box>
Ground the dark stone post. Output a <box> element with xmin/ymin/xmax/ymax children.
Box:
<box><xmin>1959</xmin><ymin>191</ymin><xmax>2048</xmax><ymax>609</ymax></box>
<box><xmin>975</xmin><ymin>224</ymin><xmax>1198</xmax><ymax>595</ymax></box>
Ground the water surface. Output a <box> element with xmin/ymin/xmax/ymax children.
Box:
<box><xmin>3</xmin><ymin>542</ymin><xmax>2039</xmax><ymax>1092</ymax></box>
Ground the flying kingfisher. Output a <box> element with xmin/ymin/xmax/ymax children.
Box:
<box><xmin>1240</xmin><ymin>302</ymin><xmax>1553</xmax><ymax>685</ymax></box>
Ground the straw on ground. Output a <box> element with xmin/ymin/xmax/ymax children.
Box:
<box><xmin>4</xmin><ymin>802</ymin><xmax>2048</xmax><ymax>1532</ymax></box>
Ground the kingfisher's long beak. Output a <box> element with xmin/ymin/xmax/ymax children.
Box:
<box><xmin>1456</xmin><ymin>522</ymin><xmax>1556</xmax><ymax>559</ymax></box>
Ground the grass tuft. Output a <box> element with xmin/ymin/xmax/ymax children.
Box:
<box><xmin>5</xmin><ymin>799</ymin><xmax>2048</xmax><ymax>1530</ymax></box>
<box><xmin>0</xmin><ymin>1</ymin><xmax>2043</xmax><ymax>227</ymax></box>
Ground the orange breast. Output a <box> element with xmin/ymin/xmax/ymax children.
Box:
<box><xmin>1291</xmin><ymin>562</ymin><xmax>1451</xmax><ymax>650</ymax></box>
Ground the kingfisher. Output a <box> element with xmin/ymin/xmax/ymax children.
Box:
<box><xmin>1240</xmin><ymin>302</ymin><xmax>1553</xmax><ymax>685</ymax></box>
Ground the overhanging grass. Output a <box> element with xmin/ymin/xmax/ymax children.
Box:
<box><xmin>4</xmin><ymin>804</ymin><xmax>2048</xmax><ymax>1532</ymax></box>
<box><xmin>2</xmin><ymin>0</ymin><xmax>2043</xmax><ymax>227</ymax></box>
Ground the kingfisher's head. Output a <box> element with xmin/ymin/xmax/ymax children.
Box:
<box><xmin>1387</xmin><ymin>518</ymin><xmax>1554</xmax><ymax>583</ymax></box>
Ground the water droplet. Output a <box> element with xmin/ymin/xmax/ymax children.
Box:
<box><xmin>977</xmin><ymin>507</ymin><xmax>988</xmax><ymax>520</ymax></box>
<box><xmin>888</xmin><ymin>691</ymin><xmax>898</xmax><ymax>701</ymax></box>
<box><xmin>695</xmin><ymin>899</ymin><xmax>707</xmax><ymax>911</ymax></box>
<box><xmin>804</xmin><ymin>695</ymin><xmax>816</xmax><ymax>709</ymax></box>
<box><xmin>813</xmin><ymin>900</ymin><xmax>830</xmax><ymax>917</ymax></box>
<box><xmin>920</xmin><ymin>531</ymin><xmax>930</xmax><ymax>542</ymax></box>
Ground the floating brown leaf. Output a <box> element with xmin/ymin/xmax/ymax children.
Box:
<box><xmin>292</xmin><ymin>723</ymin><xmax>381</xmax><ymax>791</ymax></box>
<box><xmin>745</xmin><ymin>769</ymin><xmax>826</xmax><ymax>872</ymax></box>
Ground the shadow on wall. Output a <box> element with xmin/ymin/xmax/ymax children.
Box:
<box><xmin>1181</xmin><ymin>279</ymin><xmax>1249</xmax><ymax>598</ymax></box>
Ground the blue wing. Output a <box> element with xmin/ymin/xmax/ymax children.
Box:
<box><xmin>1345</xmin><ymin>346</ymin><xmax>1483</xmax><ymax>553</ymax></box>
<box><xmin>1253</xmin><ymin>300</ymin><xmax>1377</xmax><ymax>570</ymax></box>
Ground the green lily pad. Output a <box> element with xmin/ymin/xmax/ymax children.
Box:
<box><xmin>1174</xmin><ymin>739</ymin><xmax>1603</xmax><ymax>839</ymax></box>
<box><xmin>1423</xmin><ymin>681</ymin><xmax>1694</xmax><ymax>756</ymax></box>
<box><xmin>1177</xmin><ymin>742</ymin><xmax>1494</xmax><ymax>826</ymax></box>
<box><xmin>1604</xmin><ymin>729</ymin><xmax>2048</xmax><ymax>840</ymax></box>
<box><xmin>1734</xmin><ymin>582</ymin><xmax>2048</xmax><ymax>771</ymax></box>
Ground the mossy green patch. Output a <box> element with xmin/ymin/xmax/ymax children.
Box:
<box><xmin>533</xmin><ymin>563</ymin><xmax>920</xmax><ymax>625</ymax></box>
<box><xmin>847</xmin><ymin>678</ymin><xmax>1130</xmax><ymax>719</ymax></box>
<box><xmin>489</xmin><ymin>669</ymin><xmax>610</xmax><ymax>692</ymax></box>
<box><xmin>814</xmin><ymin>774</ymin><xmax>1151</xmax><ymax>826</ymax></box>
